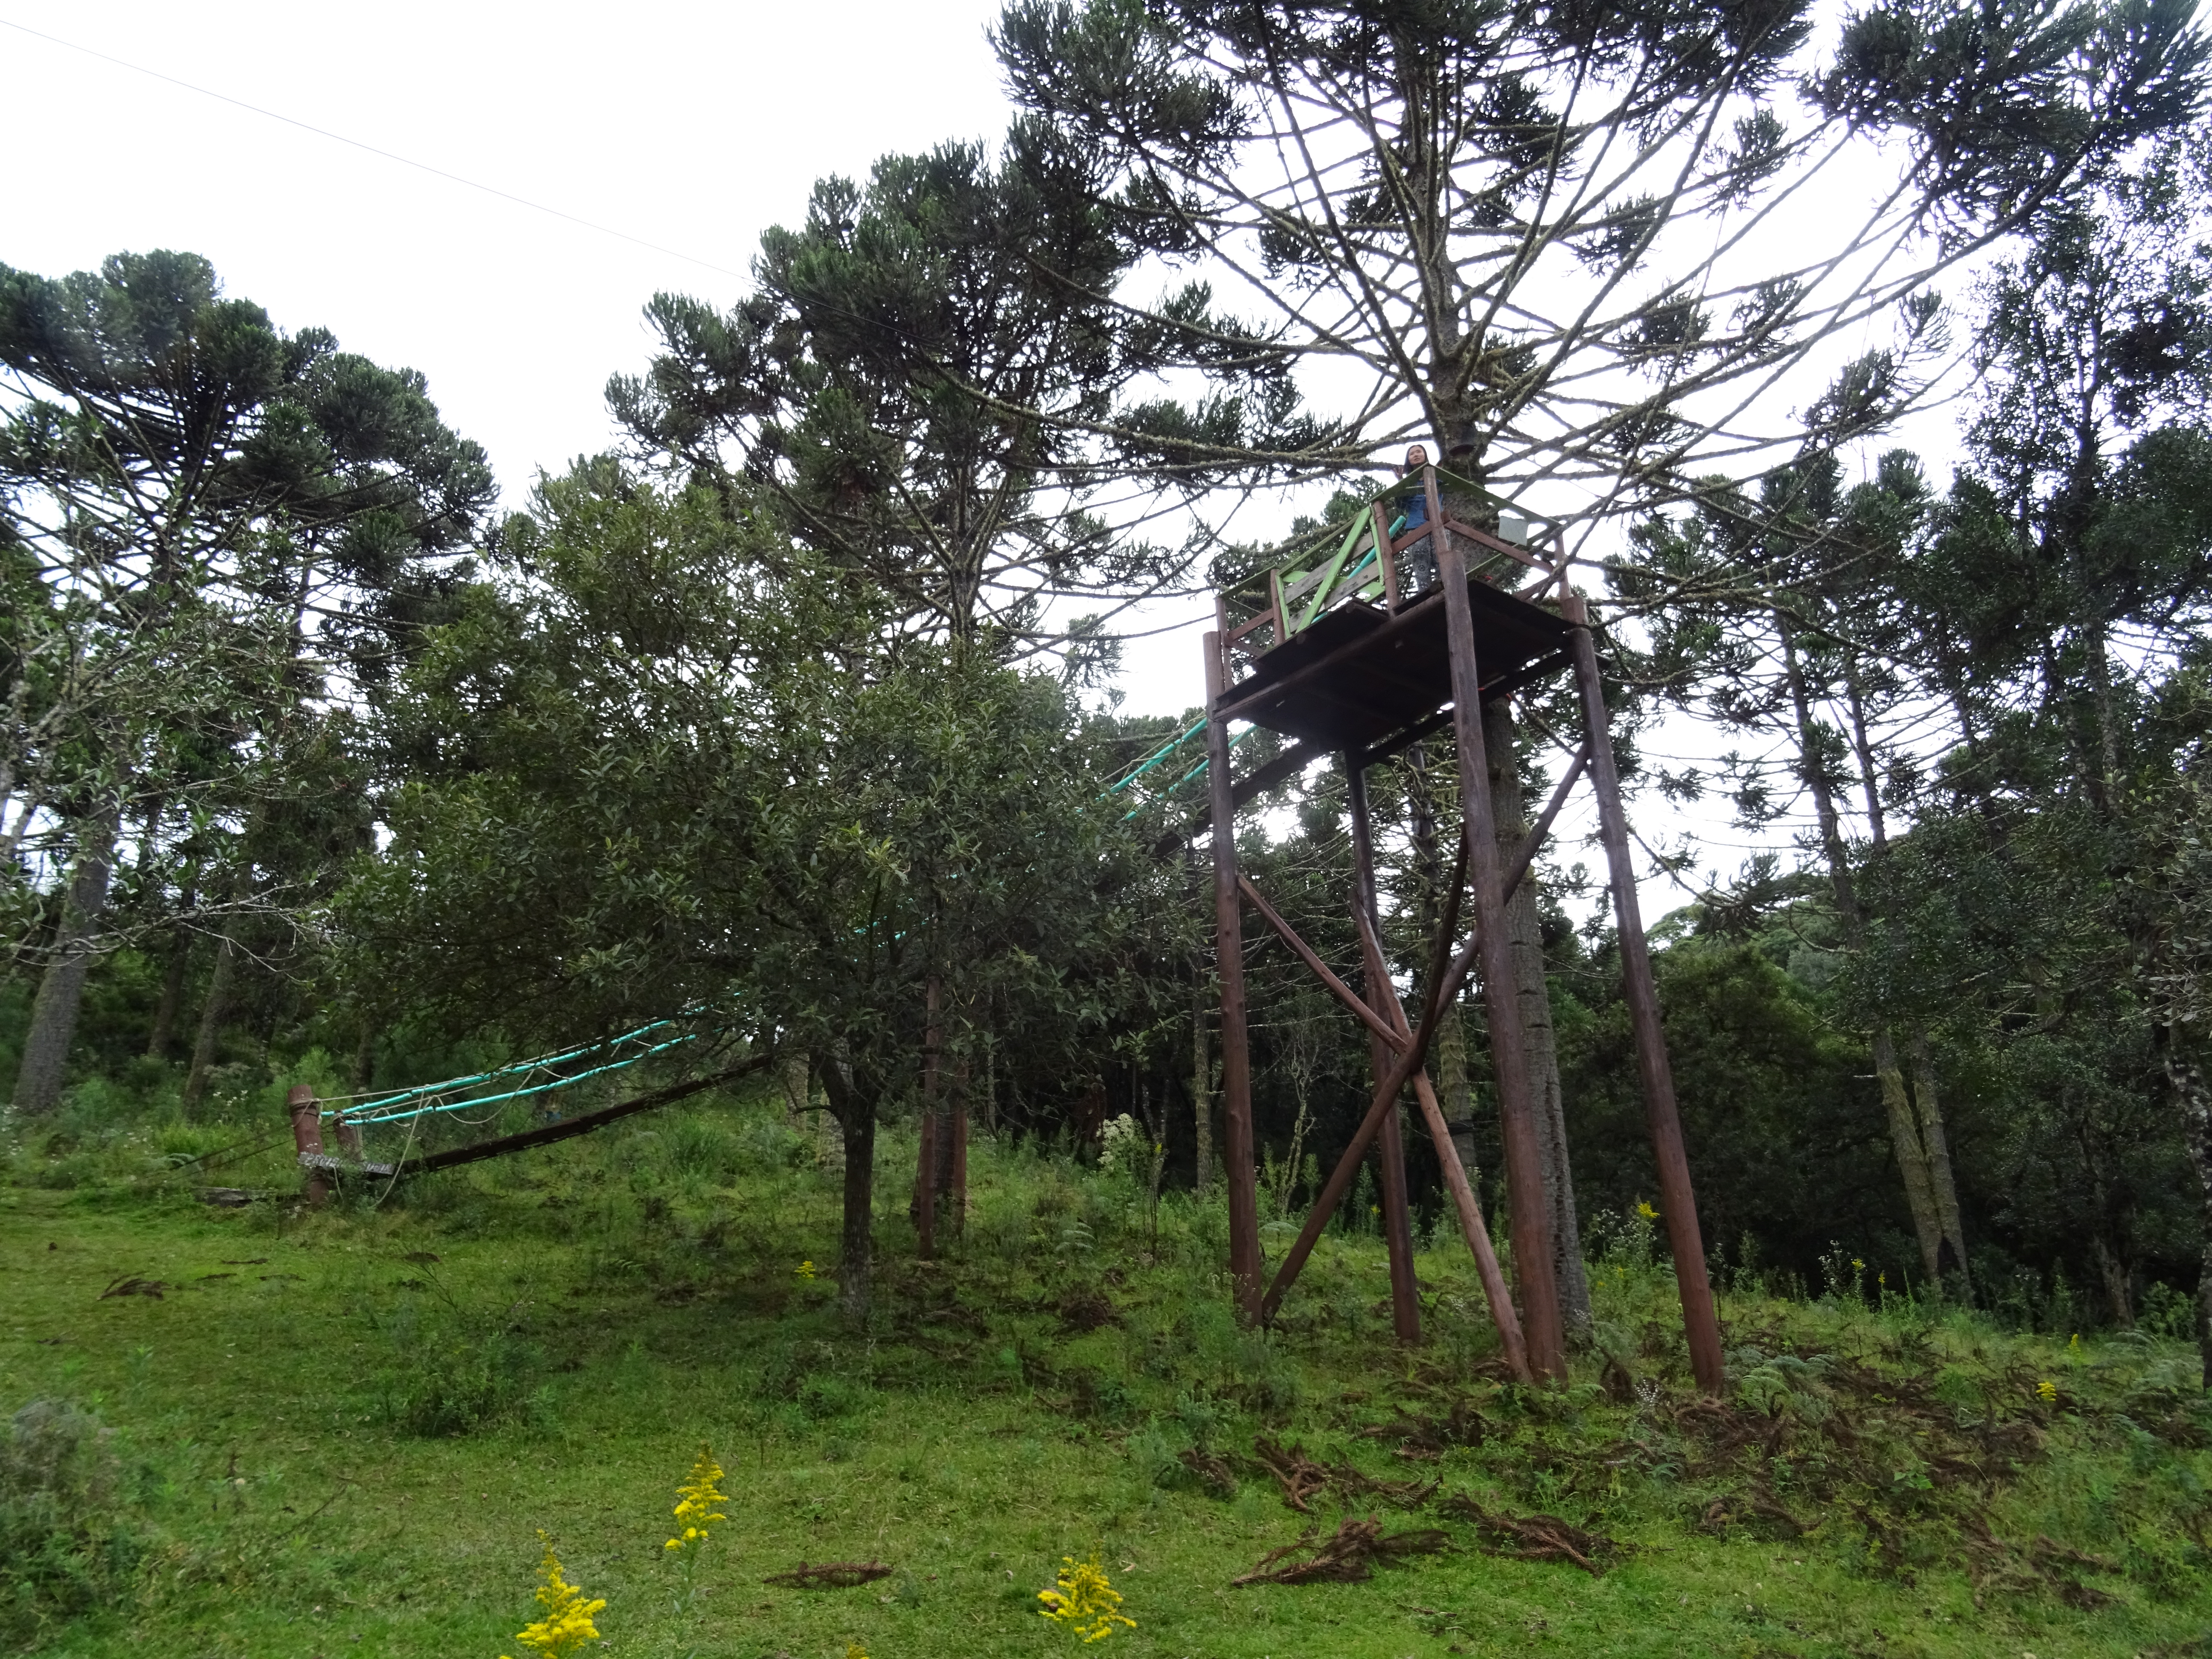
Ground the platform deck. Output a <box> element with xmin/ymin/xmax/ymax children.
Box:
<box><xmin>1217</xmin><ymin>573</ymin><xmax>1571</xmax><ymax>752</ymax></box>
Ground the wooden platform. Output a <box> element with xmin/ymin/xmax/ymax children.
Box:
<box><xmin>1216</xmin><ymin>572</ymin><xmax>1572</xmax><ymax>752</ymax></box>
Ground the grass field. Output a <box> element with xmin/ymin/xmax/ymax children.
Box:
<box><xmin>3</xmin><ymin>1088</ymin><xmax>2209</xmax><ymax>1657</ymax></box>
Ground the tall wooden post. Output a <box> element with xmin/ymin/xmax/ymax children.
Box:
<box><xmin>1431</xmin><ymin>485</ymin><xmax>1566</xmax><ymax>1380</ymax></box>
<box><xmin>1348</xmin><ymin>760</ymin><xmax>1423</xmax><ymax>1344</ymax></box>
<box><xmin>287</xmin><ymin>1083</ymin><xmax>329</xmax><ymax>1208</ymax></box>
<box><xmin>1563</xmin><ymin>595</ymin><xmax>1725</xmax><ymax>1394</ymax></box>
<box><xmin>1204</xmin><ymin>626</ymin><xmax>1264</xmax><ymax>1323</ymax></box>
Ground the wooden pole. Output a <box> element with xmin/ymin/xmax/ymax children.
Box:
<box><xmin>1204</xmin><ymin>626</ymin><xmax>1265</xmax><ymax>1322</ymax></box>
<box><xmin>1432</xmin><ymin>487</ymin><xmax>1566</xmax><ymax>1381</ymax></box>
<box><xmin>1258</xmin><ymin>760</ymin><xmax>1576</xmax><ymax>1324</ymax></box>
<box><xmin>1362</xmin><ymin>948</ymin><xmax>1531</xmax><ymax>1381</ymax></box>
<box><xmin>1348</xmin><ymin>760</ymin><xmax>1422</xmax><ymax>1345</ymax></box>
<box><xmin>1563</xmin><ymin>595</ymin><xmax>1724</xmax><ymax>1392</ymax></box>
<box><xmin>287</xmin><ymin>1083</ymin><xmax>329</xmax><ymax>1208</ymax></box>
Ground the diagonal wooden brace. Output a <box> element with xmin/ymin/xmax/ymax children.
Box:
<box><xmin>1355</xmin><ymin>915</ymin><xmax>1531</xmax><ymax>1382</ymax></box>
<box><xmin>1239</xmin><ymin>874</ymin><xmax>1405</xmax><ymax>1053</ymax></box>
<box><xmin>1259</xmin><ymin>737</ymin><xmax>1592</xmax><ymax>1326</ymax></box>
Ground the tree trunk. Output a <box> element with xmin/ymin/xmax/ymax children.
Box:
<box><xmin>816</xmin><ymin>1051</ymin><xmax>876</xmax><ymax>1327</ymax></box>
<box><xmin>182</xmin><ymin>922</ymin><xmax>239</xmax><ymax>1117</ymax></box>
<box><xmin>1405</xmin><ymin>742</ymin><xmax>1483</xmax><ymax>1185</ymax></box>
<box><xmin>146</xmin><ymin>926</ymin><xmax>191</xmax><ymax>1059</ymax></box>
<box><xmin>352</xmin><ymin>1016</ymin><xmax>379</xmax><ymax>1089</ymax></box>
<box><xmin>2089</xmin><ymin>1230</ymin><xmax>2134</xmax><ymax>1329</ymax></box>
<box><xmin>1782</xmin><ymin>622</ymin><xmax>1947</xmax><ymax>1281</ymax></box>
<box><xmin>1874</xmin><ymin>1025</ymin><xmax>1944</xmax><ymax>1285</ymax></box>
<box><xmin>1433</xmin><ymin>1001</ymin><xmax>1480</xmax><ymax>1179</ymax></box>
<box><xmin>1907</xmin><ymin>1031</ymin><xmax>1969</xmax><ymax>1291</ymax></box>
<box><xmin>2165</xmin><ymin>1048</ymin><xmax>2212</xmax><ymax>1388</ymax></box>
<box><xmin>10</xmin><ymin>813</ymin><xmax>119</xmax><ymax>1115</ymax></box>
<box><xmin>1484</xmin><ymin>699</ymin><xmax>1591</xmax><ymax>1336</ymax></box>
<box><xmin>1844</xmin><ymin>666</ymin><xmax>1971</xmax><ymax>1294</ymax></box>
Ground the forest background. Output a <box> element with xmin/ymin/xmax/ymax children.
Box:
<box><xmin>7</xmin><ymin>0</ymin><xmax>2212</xmax><ymax>1388</ymax></box>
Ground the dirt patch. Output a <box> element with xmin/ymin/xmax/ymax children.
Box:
<box><xmin>762</xmin><ymin>1560</ymin><xmax>894</xmax><ymax>1589</ymax></box>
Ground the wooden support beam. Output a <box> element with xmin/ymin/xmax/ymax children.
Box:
<box><xmin>1258</xmin><ymin>754</ymin><xmax>1573</xmax><ymax>1324</ymax></box>
<box><xmin>1237</xmin><ymin>874</ymin><xmax>1404</xmax><ymax>1053</ymax></box>
<box><xmin>1205</xmin><ymin>626</ymin><xmax>1265</xmax><ymax>1323</ymax></box>
<box><xmin>1435</xmin><ymin>507</ymin><xmax>1566</xmax><ymax>1381</ymax></box>
<box><xmin>1360</xmin><ymin>934</ymin><xmax>1531</xmax><ymax>1383</ymax></box>
<box><xmin>1350</xmin><ymin>761</ymin><xmax>1422</xmax><ymax>1346</ymax></box>
<box><xmin>1563</xmin><ymin>595</ymin><xmax>1725</xmax><ymax>1394</ymax></box>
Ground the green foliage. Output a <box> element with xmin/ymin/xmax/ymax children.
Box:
<box><xmin>369</xmin><ymin>1305</ymin><xmax>550</xmax><ymax>1439</ymax></box>
<box><xmin>7</xmin><ymin>1119</ymin><xmax>2212</xmax><ymax>1656</ymax></box>
<box><xmin>0</xmin><ymin>1400</ymin><xmax>147</xmax><ymax>1639</ymax></box>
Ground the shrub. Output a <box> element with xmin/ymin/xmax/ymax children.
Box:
<box><xmin>371</xmin><ymin>1308</ymin><xmax>550</xmax><ymax>1437</ymax></box>
<box><xmin>0</xmin><ymin>1400</ymin><xmax>147</xmax><ymax>1638</ymax></box>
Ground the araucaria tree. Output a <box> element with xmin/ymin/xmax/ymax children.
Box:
<box><xmin>609</xmin><ymin>141</ymin><xmax>1318</xmax><ymax>660</ymax></box>
<box><xmin>993</xmin><ymin>0</ymin><xmax>2203</xmax><ymax>505</ymax></box>
<box><xmin>0</xmin><ymin>250</ymin><xmax>492</xmax><ymax>1115</ymax></box>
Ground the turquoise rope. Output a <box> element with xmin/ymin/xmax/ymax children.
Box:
<box><xmin>1106</xmin><ymin>718</ymin><xmax>1207</xmax><ymax>793</ymax></box>
<box><xmin>340</xmin><ymin>1032</ymin><xmax>701</xmax><ymax>1127</ymax></box>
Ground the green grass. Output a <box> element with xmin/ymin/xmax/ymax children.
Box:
<box><xmin>2</xmin><ymin>1094</ymin><xmax>2209</xmax><ymax>1658</ymax></box>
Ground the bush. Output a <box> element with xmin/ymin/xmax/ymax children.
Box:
<box><xmin>0</xmin><ymin>1400</ymin><xmax>147</xmax><ymax>1639</ymax></box>
<box><xmin>371</xmin><ymin>1309</ymin><xmax>550</xmax><ymax>1437</ymax></box>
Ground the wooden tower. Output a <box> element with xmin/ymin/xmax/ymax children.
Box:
<box><xmin>1200</xmin><ymin>461</ymin><xmax>1724</xmax><ymax>1390</ymax></box>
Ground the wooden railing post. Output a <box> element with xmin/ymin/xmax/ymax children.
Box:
<box><xmin>287</xmin><ymin>1083</ymin><xmax>330</xmax><ymax>1208</ymax></box>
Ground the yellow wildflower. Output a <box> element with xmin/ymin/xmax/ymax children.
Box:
<box><xmin>797</xmin><ymin>1260</ymin><xmax>817</xmax><ymax>1280</ymax></box>
<box><xmin>846</xmin><ymin>1647</ymin><xmax>870</xmax><ymax>1659</ymax></box>
<box><xmin>2070</xmin><ymin>1333</ymin><xmax>2081</xmax><ymax>1351</ymax></box>
<box><xmin>2036</xmin><ymin>1379</ymin><xmax>2057</xmax><ymax>1403</ymax></box>
<box><xmin>1636</xmin><ymin>1200</ymin><xmax>1659</xmax><ymax>1221</ymax></box>
<box><xmin>501</xmin><ymin>1535</ymin><xmax>605</xmax><ymax>1659</ymax></box>
<box><xmin>664</xmin><ymin>1444</ymin><xmax>729</xmax><ymax>1551</ymax></box>
<box><xmin>1039</xmin><ymin>1551</ymin><xmax>1135</xmax><ymax>1643</ymax></box>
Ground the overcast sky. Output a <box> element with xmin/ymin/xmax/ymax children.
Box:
<box><xmin>7</xmin><ymin>0</ymin><xmax>1982</xmax><ymax>922</ymax></box>
<box><xmin>5</xmin><ymin>0</ymin><xmax>1011</xmax><ymax>515</ymax></box>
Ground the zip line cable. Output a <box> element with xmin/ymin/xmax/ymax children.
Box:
<box><xmin>0</xmin><ymin>16</ymin><xmax>748</xmax><ymax>282</ymax></box>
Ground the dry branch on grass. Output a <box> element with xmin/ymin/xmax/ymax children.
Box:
<box><xmin>1250</xmin><ymin>1436</ymin><xmax>1440</xmax><ymax>1513</ymax></box>
<box><xmin>1438</xmin><ymin>1497</ymin><xmax>1633</xmax><ymax>1576</ymax></box>
<box><xmin>760</xmin><ymin>1560</ymin><xmax>894</xmax><ymax>1589</ymax></box>
<box><xmin>1178</xmin><ymin>1447</ymin><xmax>1238</xmax><ymax>1498</ymax></box>
<box><xmin>1231</xmin><ymin>1516</ymin><xmax>1450</xmax><ymax>1586</ymax></box>
<box><xmin>97</xmin><ymin>1277</ymin><xmax>167</xmax><ymax>1300</ymax></box>
<box><xmin>1356</xmin><ymin>1395</ymin><xmax>1490</xmax><ymax>1461</ymax></box>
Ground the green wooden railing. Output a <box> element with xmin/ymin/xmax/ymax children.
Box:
<box><xmin>1217</xmin><ymin>463</ymin><xmax>1568</xmax><ymax>671</ymax></box>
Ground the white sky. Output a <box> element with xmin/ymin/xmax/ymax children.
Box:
<box><xmin>4</xmin><ymin>0</ymin><xmax>1011</xmax><ymax>516</ymax></box>
<box><xmin>5</xmin><ymin>0</ymin><xmax>1984</xmax><ymax>925</ymax></box>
